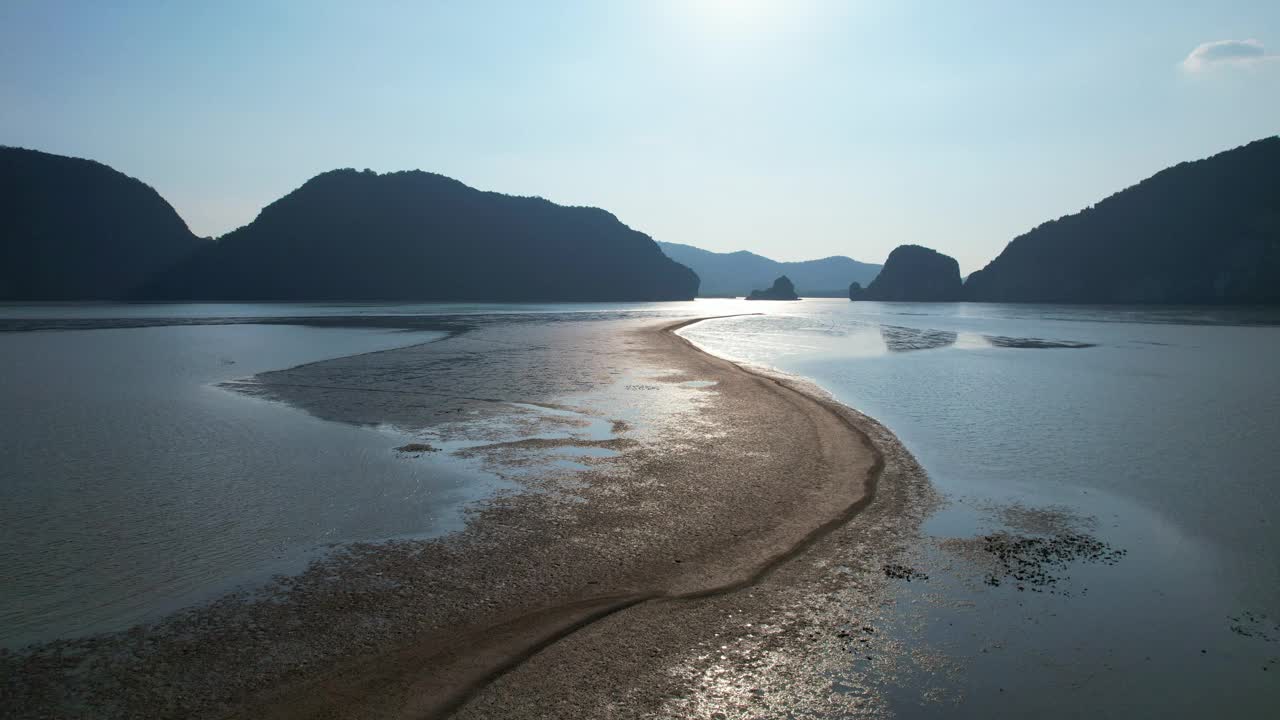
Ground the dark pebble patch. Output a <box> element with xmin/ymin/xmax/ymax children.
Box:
<box><xmin>979</xmin><ymin>531</ymin><xmax>1125</xmax><ymax>594</ymax></box>
<box><xmin>882</xmin><ymin>563</ymin><xmax>929</xmax><ymax>582</ymax></box>
<box><xmin>1229</xmin><ymin>610</ymin><xmax>1279</xmax><ymax>643</ymax></box>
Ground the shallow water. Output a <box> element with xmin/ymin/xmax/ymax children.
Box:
<box><xmin>680</xmin><ymin>299</ymin><xmax>1280</xmax><ymax>716</ymax></box>
<box><xmin>0</xmin><ymin>323</ymin><xmax>495</xmax><ymax>647</ymax></box>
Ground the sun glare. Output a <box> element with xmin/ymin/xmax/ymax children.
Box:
<box><xmin>690</xmin><ymin>0</ymin><xmax>780</xmax><ymax>28</ymax></box>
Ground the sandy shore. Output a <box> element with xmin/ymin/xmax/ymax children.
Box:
<box><xmin>2</xmin><ymin>315</ymin><xmax>933</xmax><ymax>719</ymax></box>
<box><xmin>232</xmin><ymin>316</ymin><xmax>888</xmax><ymax>719</ymax></box>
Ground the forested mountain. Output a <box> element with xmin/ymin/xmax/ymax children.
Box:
<box><xmin>0</xmin><ymin>147</ymin><xmax>205</xmax><ymax>300</ymax></box>
<box><xmin>140</xmin><ymin>169</ymin><xmax>699</xmax><ymax>301</ymax></box>
<box><xmin>849</xmin><ymin>245</ymin><xmax>963</xmax><ymax>302</ymax></box>
<box><xmin>965</xmin><ymin>137</ymin><xmax>1280</xmax><ymax>304</ymax></box>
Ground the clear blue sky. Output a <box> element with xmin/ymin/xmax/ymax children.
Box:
<box><xmin>2</xmin><ymin>1</ymin><xmax>1277</xmax><ymax>273</ymax></box>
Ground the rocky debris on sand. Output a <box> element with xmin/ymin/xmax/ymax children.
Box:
<box><xmin>882</xmin><ymin>563</ymin><xmax>928</xmax><ymax>581</ymax></box>
<box><xmin>1230</xmin><ymin>610</ymin><xmax>1280</xmax><ymax>642</ymax></box>
<box><xmin>979</xmin><ymin>532</ymin><xmax>1126</xmax><ymax>594</ymax></box>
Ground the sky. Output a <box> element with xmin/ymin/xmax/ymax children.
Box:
<box><xmin>1</xmin><ymin>1</ymin><xmax>1277</xmax><ymax>274</ymax></box>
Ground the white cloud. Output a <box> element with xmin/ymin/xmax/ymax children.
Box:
<box><xmin>1182</xmin><ymin>39</ymin><xmax>1274</xmax><ymax>71</ymax></box>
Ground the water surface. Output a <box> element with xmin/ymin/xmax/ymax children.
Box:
<box><xmin>0</xmin><ymin>322</ymin><xmax>488</xmax><ymax>646</ymax></box>
<box><xmin>682</xmin><ymin>300</ymin><xmax>1280</xmax><ymax>716</ymax></box>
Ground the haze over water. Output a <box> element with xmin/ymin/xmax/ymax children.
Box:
<box><xmin>2</xmin><ymin>300</ymin><xmax>1278</xmax><ymax>715</ymax></box>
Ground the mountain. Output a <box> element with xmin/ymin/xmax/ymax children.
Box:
<box><xmin>746</xmin><ymin>275</ymin><xmax>799</xmax><ymax>301</ymax></box>
<box><xmin>0</xmin><ymin>147</ymin><xmax>205</xmax><ymax>300</ymax></box>
<box><xmin>141</xmin><ymin>169</ymin><xmax>698</xmax><ymax>302</ymax></box>
<box><xmin>965</xmin><ymin>137</ymin><xmax>1280</xmax><ymax>304</ymax></box>
<box><xmin>656</xmin><ymin>241</ymin><xmax>880</xmax><ymax>297</ymax></box>
<box><xmin>850</xmin><ymin>245</ymin><xmax>963</xmax><ymax>302</ymax></box>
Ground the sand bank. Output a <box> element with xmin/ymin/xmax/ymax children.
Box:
<box><xmin>229</xmin><ymin>316</ymin><xmax>887</xmax><ymax>719</ymax></box>
<box><xmin>2</xmin><ymin>315</ymin><xmax>932</xmax><ymax>719</ymax></box>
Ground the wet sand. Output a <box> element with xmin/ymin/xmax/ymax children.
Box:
<box><xmin>1</xmin><ymin>315</ymin><xmax>933</xmax><ymax>719</ymax></box>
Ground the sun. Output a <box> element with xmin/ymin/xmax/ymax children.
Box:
<box><xmin>690</xmin><ymin>0</ymin><xmax>779</xmax><ymax>28</ymax></box>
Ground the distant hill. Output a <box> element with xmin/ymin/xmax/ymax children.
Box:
<box><xmin>850</xmin><ymin>245</ymin><xmax>963</xmax><ymax>302</ymax></box>
<box><xmin>746</xmin><ymin>275</ymin><xmax>799</xmax><ymax>301</ymax></box>
<box><xmin>656</xmin><ymin>241</ymin><xmax>880</xmax><ymax>297</ymax></box>
<box><xmin>0</xmin><ymin>147</ymin><xmax>205</xmax><ymax>300</ymax></box>
<box><xmin>141</xmin><ymin>169</ymin><xmax>698</xmax><ymax>302</ymax></box>
<box><xmin>965</xmin><ymin>137</ymin><xmax>1280</xmax><ymax>304</ymax></box>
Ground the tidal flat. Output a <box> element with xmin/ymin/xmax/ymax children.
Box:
<box><xmin>3</xmin><ymin>300</ymin><xmax>1278</xmax><ymax>718</ymax></box>
<box><xmin>1</xmin><ymin>308</ymin><xmax>929</xmax><ymax>719</ymax></box>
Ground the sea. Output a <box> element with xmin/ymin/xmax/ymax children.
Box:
<box><xmin>1</xmin><ymin>299</ymin><xmax>1277</xmax><ymax>715</ymax></box>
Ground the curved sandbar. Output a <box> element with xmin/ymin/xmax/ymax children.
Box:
<box><xmin>234</xmin><ymin>316</ymin><xmax>886</xmax><ymax>719</ymax></box>
<box><xmin>3</xmin><ymin>314</ymin><xmax>919</xmax><ymax>720</ymax></box>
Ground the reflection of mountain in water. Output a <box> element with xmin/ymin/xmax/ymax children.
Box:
<box><xmin>879</xmin><ymin>325</ymin><xmax>958</xmax><ymax>352</ymax></box>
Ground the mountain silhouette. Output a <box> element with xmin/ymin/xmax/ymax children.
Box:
<box><xmin>746</xmin><ymin>275</ymin><xmax>800</xmax><ymax>300</ymax></box>
<box><xmin>656</xmin><ymin>241</ymin><xmax>879</xmax><ymax>297</ymax></box>
<box><xmin>140</xmin><ymin>169</ymin><xmax>699</xmax><ymax>301</ymax></box>
<box><xmin>0</xmin><ymin>147</ymin><xmax>205</xmax><ymax>300</ymax></box>
<box><xmin>965</xmin><ymin>136</ymin><xmax>1280</xmax><ymax>304</ymax></box>
<box><xmin>850</xmin><ymin>245</ymin><xmax>963</xmax><ymax>302</ymax></box>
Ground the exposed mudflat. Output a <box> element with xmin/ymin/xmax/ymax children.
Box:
<box><xmin>7</xmin><ymin>300</ymin><xmax>1280</xmax><ymax>718</ymax></box>
<box><xmin>1</xmin><ymin>315</ymin><xmax>935</xmax><ymax>719</ymax></box>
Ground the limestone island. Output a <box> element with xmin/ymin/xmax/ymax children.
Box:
<box><xmin>746</xmin><ymin>275</ymin><xmax>800</xmax><ymax>301</ymax></box>
<box><xmin>849</xmin><ymin>245</ymin><xmax>962</xmax><ymax>302</ymax></box>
